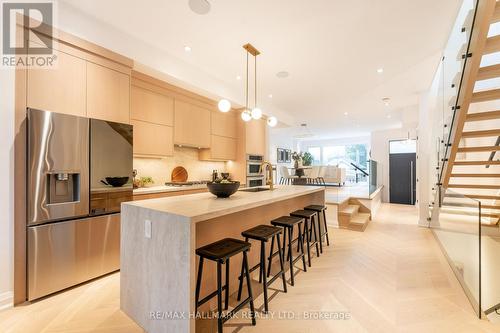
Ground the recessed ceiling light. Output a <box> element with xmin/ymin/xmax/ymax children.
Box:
<box><xmin>344</xmin><ymin>112</ymin><xmax>348</xmax><ymax>116</ymax></box>
<box><xmin>276</xmin><ymin>71</ymin><xmax>289</xmax><ymax>78</ymax></box>
<box><xmin>188</xmin><ymin>0</ymin><xmax>211</xmax><ymax>15</ymax></box>
<box><xmin>268</xmin><ymin>94</ymin><xmax>273</xmax><ymax>98</ymax></box>
<box><xmin>382</xmin><ymin>97</ymin><xmax>390</xmax><ymax>106</ymax></box>
<box><xmin>184</xmin><ymin>45</ymin><xmax>191</xmax><ymax>52</ymax></box>
<box><xmin>236</xmin><ymin>75</ymin><xmax>241</xmax><ymax>80</ymax></box>
<box><xmin>386</xmin><ymin>114</ymin><xmax>391</xmax><ymax>119</ymax></box>
<box><xmin>377</xmin><ymin>68</ymin><xmax>384</xmax><ymax>73</ymax></box>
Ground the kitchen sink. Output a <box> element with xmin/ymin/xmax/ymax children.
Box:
<box><xmin>240</xmin><ymin>187</ymin><xmax>270</xmax><ymax>192</ymax></box>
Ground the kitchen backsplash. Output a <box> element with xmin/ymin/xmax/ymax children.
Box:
<box><xmin>133</xmin><ymin>147</ymin><xmax>227</xmax><ymax>185</ymax></box>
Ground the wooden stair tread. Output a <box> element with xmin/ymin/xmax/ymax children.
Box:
<box><xmin>484</xmin><ymin>35</ymin><xmax>500</xmax><ymax>55</ymax></box>
<box><xmin>350</xmin><ymin>213</ymin><xmax>370</xmax><ymax>224</ymax></box>
<box><xmin>493</xmin><ymin>1</ymin><xmax>500</xmax><ymax>24</ymax></box>
<box><xmin>461</xmin><ymin>129</ymin><xmax>500</xmax><ymax>138</ymax></box>
<box><xmin>471</xmin><ymin>89</ymin><xmax>500</xmax><ymax>103</ymax></box>
<box><xmin>451</xmin><ymin>173</ymin><xmax>500</xmax><ymax>177</ymax></box>
<box><xmin>448</xmin><ymin>184</ymin><xmax>500</xmax><ymax>189</ymax></box>
<box><xmin>453</xmin><ymin>160</ymin><xmax>500</xmax><ymax>166</ymax></box>
<box><xmin>441</xmin><ymin>208</ymin><xmax>498</xmax><ymax>217</ymax></box>
<box><xmin>477</xmin><ymin>64</ymin><xmax>500</xmax><ymax>81</ymax></box>
<box><xmin>339</xmin><ymin>204</ymin><xmax>360</xmax><ymax>216</ymax></box>
<box><xmin>444</xmin><ymin>193</ymin><xmax>500</xmax><ymax>200</ymax></box>
<box><xmin>466</xmin><ymin>110</ymin><xmax>500</xmax><ymax>122</ymax></box>
<box><xmin>457</xmin><ymin>146</ymin><xmax>500</xmax><ymax>153</ymax></box>
<box><xmin>442</xmin><ymin>202</ymin><xmax>500</xmax><ymax>210</ymax></box>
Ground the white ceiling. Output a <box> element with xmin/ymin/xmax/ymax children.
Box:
<box><xmin>60</xmin><ymin>0</ymin><xmax>462</xmax><ymax>138</ymax></box>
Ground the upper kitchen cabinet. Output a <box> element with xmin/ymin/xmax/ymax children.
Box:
<box><xmin>174</xmin><ymin>100</ymin><xmax>211</xmax><ymax>148</ymax></box>
<box><xmin>87</xmin><ymin>62</ymin><xmax>130</xmax><ymax>124</ymax></box>
<box><xmin>245</xmin><ymin>119</ymin><xmax>267</xmax><ymax>156</ymax></box>
<box><xmin>131</xmin><ymin>120</ymin><xmax>174</xmax><ymax>157</ymax></box>
<box><xmin>27</xmin><ymin>48</ymin><xmax>87</xmax><ymax>117</ymax></box>
<box><xmin>130</xmin><ymin>84</ymin><xmax>174</xmax><ymax>157</ymax></box>
<box><xmin>131</xmin><ymin>85</ymin><xmax>174</xmax><ymax>126</ymax></box>
<box><xmin>211</xmin><ymin>111</ymin><xmax>237</xmax><ymax>138</ymax></box>
<box><xmin>199</xmin><ymin>135</ymin><xmax>237</xmax><ymax>161</ymax></box>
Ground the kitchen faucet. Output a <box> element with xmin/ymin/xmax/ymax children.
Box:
<box><xmin>259</xmin><ymin>161</ymin><xmax>274</xmax><ymax>190</ymax></box>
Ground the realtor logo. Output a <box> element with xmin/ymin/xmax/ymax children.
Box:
<box><xmin>1</xmin><ymin>1</ymin><xmax>56</xmax><ymax>67</ymax></box>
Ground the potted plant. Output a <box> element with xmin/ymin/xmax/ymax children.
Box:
<box><xmin>302</xmin><ymin>152</ymin><xmax>313</xmax><ymax>166</ymax></box>
<box><xmin>139</xmin><ymin>176</ymin><xmax>154</xmax><ymax>188</ymax></box>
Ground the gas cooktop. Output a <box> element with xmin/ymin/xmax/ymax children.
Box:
<box><xmin>164</xmin><ymin>181</ymin><xmax>209</xmax><ymax>187</ymax></box>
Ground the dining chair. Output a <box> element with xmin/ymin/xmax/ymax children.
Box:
<box><xmin>307</xmin><ymin>166</ymin><xmax>320</xmax><ymax>184</ymax></box>
<box><xmin>279</xmin><ymin>166</ymin><xmax>298</xmax><ymax>185</ymax></box>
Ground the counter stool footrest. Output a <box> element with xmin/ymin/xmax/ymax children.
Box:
<box><xmin>221</xmin><ymin>296</ymin><xmax>252</xmax><ymax>324</ymax></box>
<box><xmin>197</xmin><ymin>285</ymin><xmax>228</xmax><ymax>308</ymax></box>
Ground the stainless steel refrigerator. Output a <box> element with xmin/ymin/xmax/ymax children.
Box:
<box><xmin>27</xmin><ymin>108</ymin><xmax>133</xmax><ymax>301</ymax></box>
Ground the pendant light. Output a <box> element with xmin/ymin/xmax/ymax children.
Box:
<box><xmin>267</xmin><ymin>116</ymin><xmax>278</xmax><ymax>127</ymax></box>
<box><xmin>239</xmin><ymin>43</ymin><xmax>278</xmax><ymax>126</ymax></box>
<box><xmin>242</xmin><ymin>43</ymin><xmax>263</xmax><ymax>121</ymax></box>
<box><xmin>217</xmin><ymin>99</ymin><xmax>231</xmax><ymax>112</ymax></box>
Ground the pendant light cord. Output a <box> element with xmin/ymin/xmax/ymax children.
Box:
<box><xmin>245</xmin><ymin>51</ymin><xmax>249</xmax><ymax>111</ymax></box>
<box><xmin>254</xmin><ymin>55</ymin><xmax>257</xmax><ymax>109</ymax></box>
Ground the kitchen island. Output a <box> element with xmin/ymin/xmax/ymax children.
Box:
<box><xmin>120</xmin><ymin>185</ymin><xmax>325</xmax><ymax>333</ymax></box>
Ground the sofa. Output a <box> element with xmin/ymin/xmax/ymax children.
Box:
<box><xmin>321</xmin><ymin>166</ymin><xmax>346</xmax><ymax>186</ymax></box>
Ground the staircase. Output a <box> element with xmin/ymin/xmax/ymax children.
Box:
<box><xmin>437</xmin><ymin>0</ymin><xmax>500</xmax><ymax>227</ymax></box>
<box><xmin>338</xmin><ymin>200</ymin><xmax>371</xmax><ymax>231</ymax></box>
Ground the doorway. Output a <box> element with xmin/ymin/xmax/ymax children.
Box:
<box><xmin>389</xmin><ymin>140</ymin><xmax>417</xmax><ymax>205</ymax></box>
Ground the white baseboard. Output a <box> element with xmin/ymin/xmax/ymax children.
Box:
<box><xmin>0</xmin><ymin>291</ymin><xmax>13</xmax><ymax>311</ymax></box>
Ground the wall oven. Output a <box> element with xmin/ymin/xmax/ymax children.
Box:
<box><xmin>246</xmin><ymin>176</ymin><xmax>265</xmax><ymax>188</ymax></box>
<box><xmin>246</xmin><ymin>154</ymin><xmax>264</xmax><ymax>177</ymax></box>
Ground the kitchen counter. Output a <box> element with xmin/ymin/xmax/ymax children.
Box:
<box><xmin>132</xmin><ymin>184</ymin><xmax>208</xmax><ymax>195</ymax></box>
<box><xmin>120</xmin><ymin>185</ymin><xmax>325</xmax><ymax>333</ymax></box>
<box><xmin>127</xmin><ymin>185</ymin><xmax>324</xmax><ymax>223</ymax></box>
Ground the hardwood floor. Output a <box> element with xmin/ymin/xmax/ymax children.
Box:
<box><xmin>1</xmin><ymin>204</ymin><xmax>499</xmax><ymax>332</ymax></box>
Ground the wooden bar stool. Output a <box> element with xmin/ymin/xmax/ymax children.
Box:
<box><xmin>195</xmin><ymin>238</ymin><xmax>256</xmax><ymax>333</ymax></box>
<box><xmin>236</xmin><ymin>225</ymin><xmax>287</xmax><ymax>313</ymax></box>
<box><xmin>304</xmin><ymin>204</ymin><xmax>330</xmax><ymax>252</ymax></box>
<box><xmin>290</xmin><ymin>210</ymin><xmax>320</xmax><ymax>267</ymax></box>
<box><xmin>270</xmin><ymin>216</ymin><xmax>307</xmax><ymax>286</ymax></box>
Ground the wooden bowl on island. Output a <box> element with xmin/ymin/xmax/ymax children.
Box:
<box><xmin>207</xmin><ymin>181</ymin><xmax>240</xmax><ymax>198</ymax></box>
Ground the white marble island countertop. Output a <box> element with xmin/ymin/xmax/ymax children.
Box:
<box><xmin>125</xmin><ymin>185</ymin><xmax>324</xmax><ymax>223</ymax></box>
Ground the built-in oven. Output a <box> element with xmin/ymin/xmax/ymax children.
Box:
<box><xmin>246</xmin><ymin>154</ymin><xmax>264</xmax><ymax>176</ymax></box>
<box><xmin>246</xmin><ymin>176</ymin><xmax>265</xmax><ymax>188</ymax></box>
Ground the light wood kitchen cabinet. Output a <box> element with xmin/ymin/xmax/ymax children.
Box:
<box><xmin>245</xmin><ymin>119</ymin><xmax>267</xmax><ymax>155</ymax></box>
<box><xmin>133</xmin><ymin>188</ymin><xmax>208</xmax><ymax>201</ymax></box>
<box><xmin>87</xmin><ymin>62</ymin><xmax>130</xmax><ymax>124</ymax></box>
<box><xmin>131</xmin><ymin>85</ymin><xmax>174</xmax><ymax>126</ymax></box>
<box><xmin>131</xmin><ymin>120</ymin><xmax>174</xmax><ymax>157</ymax></box>
<box><xmin>27</xmin><ymin>48</ymin><xmax>87</xmax><ymax>117</ymax></box>
<box><xmin>174</xmin><ymin>100</ymin><xmax>211</xmax><ymax>148</ymax></box>
<box><xmin>211</xmin><ymin>111</ymin><xmax>237</xmax><ymax>138</ymax></box>
<box><xmin>199</xmin><ymin>135</ymin><xmax>237</xmax><ymax>161</ymax></box>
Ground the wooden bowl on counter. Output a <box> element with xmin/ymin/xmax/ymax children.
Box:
<box><xmin>207</xmin><ymin>181</ymin><xmax>240</xmax><ymax>198</ymax></box>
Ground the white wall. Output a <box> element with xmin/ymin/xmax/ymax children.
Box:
<box><xmin>370</xmin><ymin>127</ymin><xmax>417</xmax><ymax>203</ymax></box>
<box><xmin>0</xmin><ymin>67</ymin><xmax>15</xmax><ymax>309</ymax></box>
<box><xmin>268</xmin><ymin>128</ymin><xmax>296</xmax><ymax>181</ymax></box>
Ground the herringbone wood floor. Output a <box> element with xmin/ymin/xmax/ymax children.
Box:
<box><xmin>1</xmin><ymin>204</ymin><xmax>499</xmax><ymax>332</ymax></box>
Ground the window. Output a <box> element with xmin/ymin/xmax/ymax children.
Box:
<box><xmin>307</xmin><ymin>147</ymin><xmax>321</xmax><ymax>165</ymax></box>
<box><xmin>321</xmin><ymin>144</ymin><xmax>368</xmax><ymax>169</ymax></box>
<box><xmin>389</xmin><ymin>139</ymin><xmax>417</xmax><ymax>154</ymax></box>
<box><xmin>322</xmin><ymin>146</ymin><xmax>345</xmax><ymax>165</ymax></box>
